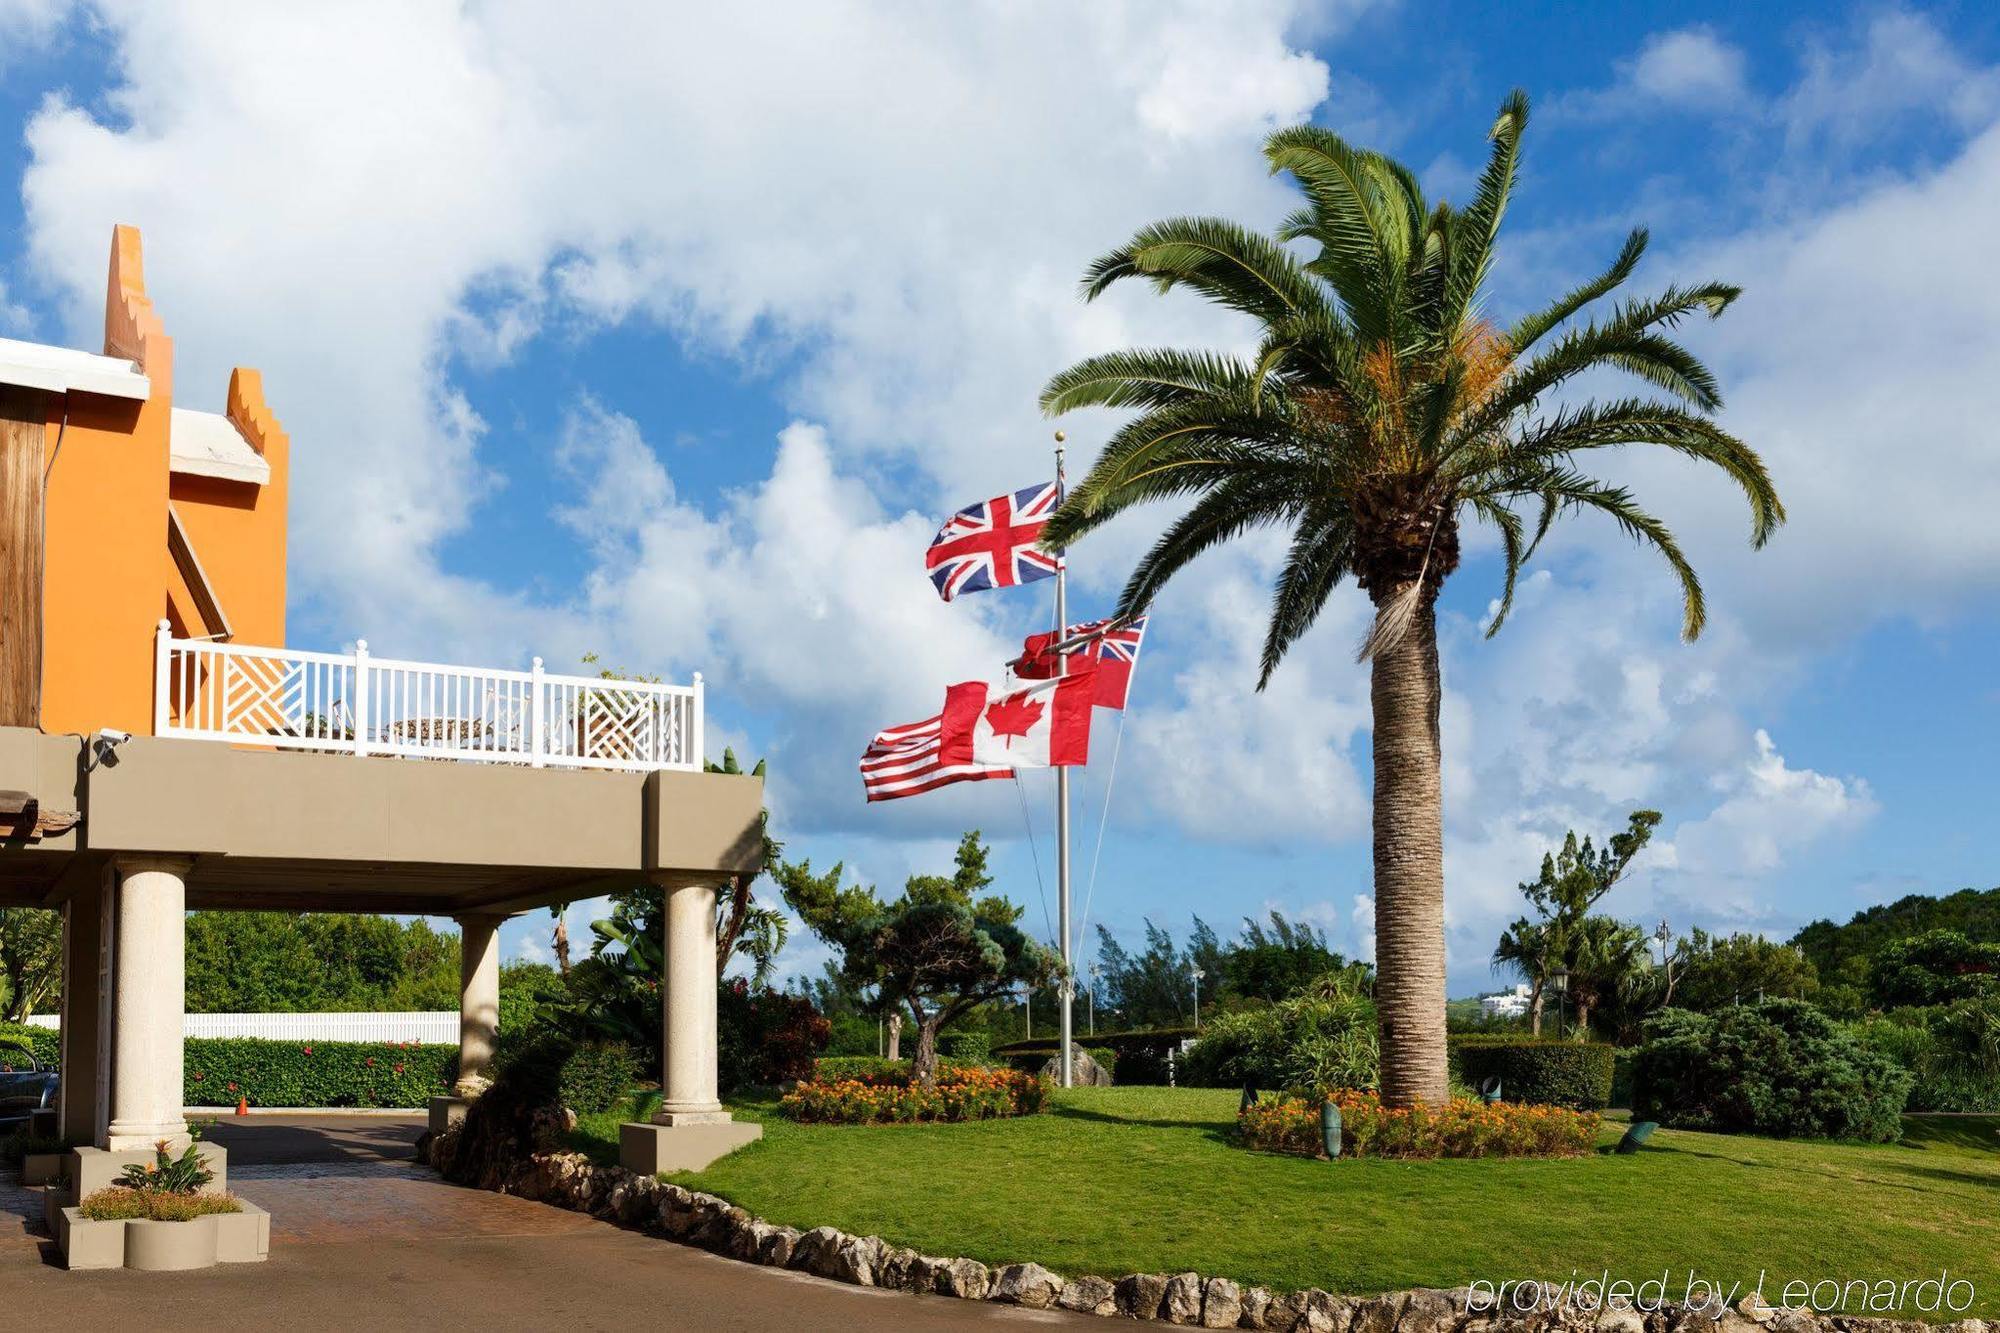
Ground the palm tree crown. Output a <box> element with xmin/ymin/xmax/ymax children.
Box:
<box><xmin>1038</xmin><ymin>91</ymin><xmax>1782</xmax><ymax>1106</ymax></box>
<box><xmin>1041</xmin><ymin>89</ymin><xmax>1781</xmax><ymax>680</ymax></box>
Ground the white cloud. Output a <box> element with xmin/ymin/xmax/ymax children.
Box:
<box><xmin>1557</xmin><ymin>26</ymin><xmax>1750</xmax><ymax>119</ymax></box>
<box><xmin>1657</xmin><ymin>729</ymin><xmax>1876</xmax><ymax>878</ymax></box>
<box><xmin>1781</xmin><ymin>11</ymin><xmax>2000</xmax><ymax>149</ymax></box>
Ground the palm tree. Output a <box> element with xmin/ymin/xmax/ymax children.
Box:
<box><xmin>1562</xmin><ymin>916</ymin><xmax>1650</xmax><ymax>1039</ymax></box>
<box><xmin>1039</xmin><ymin>91</ymin><xmax>1782</xmax><ymax>1105</ymax></box>
<box><xmin>1492</xmin><ymin>915</ymin><xmax>1560</xmax><ymax>1038</ymax></box>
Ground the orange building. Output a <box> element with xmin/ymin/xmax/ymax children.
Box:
<box><xmin>0</xmin><ymin>224</ymin><xmax>289</xmax><ymax>737</ymax></box>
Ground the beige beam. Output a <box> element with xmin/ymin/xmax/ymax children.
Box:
<box><xmin>106</xmin><ymin>855</ymin><xmax>193</xmax><ymax>1150</ymax></box>
<box><xmin>454</xmin><ymin>913</ymin><xmax>504</xmax><ymax>1098</ymax></box>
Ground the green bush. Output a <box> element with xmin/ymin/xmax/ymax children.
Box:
<box><xmin>1449</xmin><ymin>1037</ymin><xmax>1616</xmax><ymax>1111</ymax></box>
<box><xmin>1870</xmin><ymin>930</ymin><xmax>2000</xmax><ymax>1009</ymax></box>
<box><xmin>557</xmin><ymin>1040</ymin><xmax>641</xmax><ymax>1114</ymax></box>
<box><xmin>996</xmin><ymin>1028</ymin><xmax>1195</xmax><ymax>1084</ymax></box>
<box><xmin>717</xmin><ymin>983</ymin><xmax>830</xmax><ymax>1092</ymax></box>
<box><xmin>994</xmin><ymin>1046</ymin><xmax>1117</xmax><ymax>1078</ymax></box>
<box><xmin>1855</xmin><ymin>998</ymin><xmax>2000</xmax><ymax>1113</ymax></box>
<box><xmin>184</xmin><ymin>1037</ymin><xmax>456</xmax><ymax>1108</ymax></box>
<box><xmin>815</xmin><ymin>1055</ymin><xmax>911</xmax><ymax>1082</ymax></box>
<box><xmin>0</xmin><ymin>1022</ymin><xmax>61</xmax><ymax>1069</ymax></box>
<box><xmin>937</xmin><ymin>1030</ymin><xmax>991</xmax><ymax>1063</ymax></box>
<box><xmin>1181</xmin><ymin>993</ymin><xmax>1377</xmax><ymax>1094</ymax></box>
<box><xmin>1630</xmin><ymin>1000</ymin><xmax>1911</xmax><ymax>1141</ymax></box>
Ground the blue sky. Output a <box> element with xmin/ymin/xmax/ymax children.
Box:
<box><xmin>3</xmin><ymin>2</ymin><xmax>1998</xmax><ymax>998</ymax></box>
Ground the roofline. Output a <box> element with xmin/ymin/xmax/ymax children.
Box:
<box><xmin>0</xmin><ymin>338</ymin><xmax>152</xmax><ymax>402</ymax></box>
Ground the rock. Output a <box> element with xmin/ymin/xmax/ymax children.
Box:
<box><xmin>935</xmin><ymin>1257</ymin><xmax>993</xmax><ymax>1300</ymax></box>
<box><xmin>730</xmin><ymin>1218</ymin><xmax>772</xmax><ymax>1262</ymax></box>
<box><xmin>1240</xmin><ymin>1287</ymin><xmax>1278</xmax><ymax>1330</ymax></box>
<box><xmin>1163</xmin><ymin>1272</ymin><xmax>1206</xmax><ymax>1324</ymax></box>
<box><xmin>1119</xmin><ymin>1274</ymin><xmax>1172</xmax><ymax>1320</ymax></box>
<box><xmin>1037</xmin><ymin>1043</ymin><xmax>1114</xmax><ymax>1086</ymax></box>
<box><xmin>1599</xmin><ymin>1307</ymin><xmax>1648</xmax><ymax>1333</ymax></box>
<box><xmin>827</xmin><ymin>1233</ymin><xmax>883</xmax><ymax>1285</ymax></box>
<box><xmin>991</xmin><ymin>1262</ymin><xmax>1065</xmax><ymax>1308</ymax></box>
<box><xmin>1202</xmin><ymin>1277</ymin><xmax>1245</xmax><ymax>1328</ymax></box>
<box><xmin>1302</xmin><ymin>1290</ymin><xmax>1359</xmax><ymax>1333</ymax></box>
<box><xmin>877</xmin><ymin>1245</ymin><xmax>922</xmax><ymax>1291</ymax></box>
<box><xmin>1350</xmin><ymin>1294</ymin><xmax>1397</xmax><ymax>1333</ymax></box>
<box><xmin>1400</xmin><ymin>1288</ymin><xmax>1460</xmax><ymax>1333</ymax></box>
<box><xmin>1060</xmin><ymin>1276</ymin><xmax>1119</xmax><ymax>1317</ymax></box>
<box><xmin>1264</xmin><ymin>1290</ymin><xmax>1308</xmax><ymax>1332</ymax></box>
<box><xmin>758</xmin><ymin>1226</ymin><xmax>799</xmax><ymax>1268</ymax></box>
<box><xmin>789</xmin><ymin>1226</ymin><xmax>845</xmax><ymax>1275</ymax></box>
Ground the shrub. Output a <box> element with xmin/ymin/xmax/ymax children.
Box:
<box><xmin>1181</xmin><ymin>993</ymin><xmax>1377</xmax><ymax>1094</ymax></box>
<box><xmin>184</xmin><ymin>1037</ymin><xmax>455</xmax><ymax>1108</ymax></box>
<box><xmin>1630</xmin><ymin>999</ymin><xmax>1911</xmax><ymax>1141</ymax></box>
<box><xmin>557</xmin><ymin>1040</ymin><xmax>641</xmax><ymax>1114</ymax></box>
<box><xmin>717</xmin><ymin>983</ymin><xmax>831</xmax><ymax>1092</ymax></box>
<box><xmin>994</xmin><ymin>1045</ymin><xmax>1117</xmax><ymax>1078</ymax></box>
<box><xmin>780</xmin><ymin>1065</ymin><xmax>1046</xmax><ymax>1124</ymax></box>
<box><xmin>995</xmin><ymin>1028</ymin><xmax>1196</xmax><ymax>1084</ymax></box>
<box><xmin>0</xmin><ymin>1130</ymin><xmax>70</xmax><ymax>1168</ymax></box>
<box><xmin>1449</xmin><ymin>1037</ymin><xmax>1616</xmax><ymax>1110</ymax></box>
<box><xmin>79</xmin><ymin>1188</ymin><xmax>242</xmax><ymax>1222</ymax></box>
<box><xmin>936</xmin><ymin>1030</ymin><xmax>991</xmax><ymax>1063</ymax></box>
<box><xmin>1870</xmin><ymin>930</ymin><xmax>2000</xmax><ymax>1009</ymax></box>
<box><xmin>1855</xmin><ymin>997</ymin><xmax>2000</xmax><ymax>1113</ymax></box>
<box><xmin>1238</xmin><ymin>1091</ymin><xmax>1599</xmax><ymax>1159</ymax></box>
<box><xmin>0</xmin><ymin>1021</ymin><xmax>61</xmax><ymax>1069</ymax></box>
<box><xmin>814</xmin><ymin>1055</ymin><xmax>911</xmax><ymax>1082</ymax></box>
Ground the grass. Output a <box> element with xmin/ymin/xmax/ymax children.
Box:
<box><xmin>571</xmin><ymin>1087</ymin><xmax>2000</xmax><ymax>1318</ymax></box>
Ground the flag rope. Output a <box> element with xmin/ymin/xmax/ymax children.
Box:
<box><xmin>1013</xmin><ymin>770</ymin><xmax>1057</xmax><ymax>948</ymax></box>
<box><xmin>1075</xmin><ymin>701</ymin><xmax>1128</xmax><ymax>952</ymax></box>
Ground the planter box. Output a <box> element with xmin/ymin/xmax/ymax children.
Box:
<box><xmin>125</xmin><ymin>1217</ymin><xmax>219</xmax><ymax>1272</ymax></box>
<box><xmin>42</xmin><ymin>1181</ymin><xmax>75</xmax><ymax>1234</ymax></box>
<box><xmin>58</xmin><ymin>1199</ymin><xmax>271</xmax><ymax>1271</ymax></box>
<box><xmin>22</xmin><ymin>1152</ymin><xmax>64</xmax><ymax>1187</ymax></box>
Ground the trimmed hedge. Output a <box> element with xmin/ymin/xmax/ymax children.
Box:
<box><xmin>1449</xmin><ymin>1036</ymin><xmax>1616</xmax><ymax>1110</ymax></box>
<box><xmin>557</xmin><ymin>1040</ymin><xmax>641</xmax><ymax>1114</ymax></box>
<box><xmin>185</xmin><ymin>1037</ymin><xmax>456</xmax><ymax>1108</ymax></box>
<box><xmin>993</xmin><ymin>1045</ymin><xmax>1117</xmax><ymax>1079</ymax></box>
<box><xmin>995</xmin><ymin>1028</ymin><xmax>1194</xmax><ymax>1085</ymax></box>
<box><xmin>0</xmin><ymin>1022</ymin><xmax>61</xmax><ymax>1069</ymax></box>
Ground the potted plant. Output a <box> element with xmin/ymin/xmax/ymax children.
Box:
<box><xmin>63</xmin><ymin>1128</ymin><xmax>267</xmax><ymax>1270</ymax></box>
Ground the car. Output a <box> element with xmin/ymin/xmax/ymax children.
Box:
<box><xmin>0</xmin><ymin>1039</ymin><xmax>58</xmax><ymax>1134</ymax></box>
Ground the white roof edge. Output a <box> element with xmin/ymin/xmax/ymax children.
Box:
<box><xmin>170</xmin><ymin>407</ymin><xmax>270</xmax><ymax>486</ymax></box>
<box><xmin>0</xmin><ymin>335</ymin><xmax>151</xmax><ymax>401</ymax></box>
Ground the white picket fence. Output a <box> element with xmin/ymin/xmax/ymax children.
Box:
<box><xmin>23</xmin><ymin>1012</ymin><xmax>459</xmax><ymax>1044</ymax></box>
<box><xmin>154</xmin><ymin>623</ymin><xmax>703</xmax><ymax>773</ymax></box>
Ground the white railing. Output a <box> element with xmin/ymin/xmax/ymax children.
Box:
<box><xmin>154</xmin><ymin>622</ymin><xmax>703</xmax><ymax>772</ymax></box>
<box><xmin>25</xmin><ymin>1012</ymin><xmax>460</xmax><ymax>1043</ymax></box>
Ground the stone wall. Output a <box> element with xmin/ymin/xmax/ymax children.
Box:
<box><xmin>419</xmin><ymin>1132</ymin><xmax>1988</xmax><ymax>1333</ymax></box>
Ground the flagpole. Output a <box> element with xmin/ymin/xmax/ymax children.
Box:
<box><xmin>1055</xmin><ymin>431</ymin><xmax>1073</xmax><ymax>1090</ymax></box>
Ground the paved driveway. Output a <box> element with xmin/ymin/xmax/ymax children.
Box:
<box><xmin>1</xmin><ymin>1116</ymin><xmax>1091</xmax><ymax>1332</ymax></box>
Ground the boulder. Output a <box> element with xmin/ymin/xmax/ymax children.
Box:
<box><xmin>829</xmin><ymin>1233</ymin><xmax>884</xmax><ymax>1286</ymax></box>
<box><xmin>1399</xmin><ymin>1288</ymin><xmax>1460</xmax><ymax>1333</ymax></box>
<box><xmin>1163</xmin><ymin>1272</ymin><xmax>1206</xmax><ymax>1324</ymax></box>
<box><xmin>1059</xmin><ymin>1276</ymin><xmax>1119</xmax><ymax>1316</ymax></box>
<box><xmin>757</xmin><ymin>1226</ymin><xmax>800</xmax><ymax>1269</ymax></box>
<box><xmin>935</xmin><ymin>1257</ymin><xmax>993</xmax><ymax>1300</ymax></box>
<box><xmin>1119</xmin><ymin>1273</ymin><xmax>1172</xmax><ymax>1320</ymax></box>
<box><xmin>1202</xmin><ymin>1278</ymin><xmax>1245</xmax><ymax>1329</ymax></box>
<box><xmin>1302</xmin><ymin>1290</ymin><xmax>1359</xmax><ymax>1333</ymax></box>
<box><xmin>878</xmin><ymin>1245</ymin><xmax>923</xmax><ymax>1291</ymax></box>
<box><xmin>992</xmin><ymin>1262</ymin><xmax>1065</xmax><ymax>1308</ymax></box>
<box><xmin>1037</xmin><ymin>1043</ymin><xmax>1114</xmax><ymax>1086</ymax></box>
<box><xmin>788</xmin><ymin>1225</ymin><xmax>845</xmax><ymax>1276</ymax></box>
<box><xmin>1240</xmin><ymin>1287</ymin><xmax>1279</xmax><ymax>1330</ymax></box>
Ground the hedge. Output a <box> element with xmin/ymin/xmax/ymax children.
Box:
<box><xmin>0</xmin><ymin>1022</ymin><xmax>62</xmax><ymax>1069</ymax></box>
<box><xmin>185</xmin><ymin>1037</ymin><xmax>456</xmax><ymax>1108</ymax></box>
<box><xmin>994</xmin><ymin>1028</ymin><xmax>1195</xmax><ymax>1085</ymax></box>
<box><xmin>992</xmin><ymin>1045</ymin><xmax>1117</xmax><ymax>1079</ymax></box>
<box><xmin>1449</xmin><ymin>1036</ymin><xmax>1616</xmax><ymax>1110</ymax></box>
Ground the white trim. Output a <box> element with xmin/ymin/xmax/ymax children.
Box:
<box><xmin>169</xmin><ymin>407</ymin><xmax>270</xmax><ymax>484</ymax></box>
<box><xmin>0</xmin><ymin>336</ymin><xmax>150</xmax><ymax>400</ymax></box>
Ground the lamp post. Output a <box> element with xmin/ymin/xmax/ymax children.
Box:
<box><xmin>1550</xmin><ymin>965</ymin><xmax>1569</xmax><ymax>1040</ymax></box>
<box><xmin>1087</xmin><ymin>963</ymin><xmax>1101</xmax><ymax>1037</ymax></box>
<box><xmin>1024</xmin><ymin>984</ymin><xmax>1032</xmax><ymax>1041</ymax></box>
<box><xmin>1191</xmin><ymin>966</ymin><xmax>1206</xmax><ymax>1029</ymax></box>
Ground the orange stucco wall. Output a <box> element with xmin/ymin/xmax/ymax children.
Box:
<box><xmin>35</xmin><ymin>226</ymin><xmax>289</xmax><ymax>737</ymax></box>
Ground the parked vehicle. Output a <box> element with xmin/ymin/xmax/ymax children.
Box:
<box><xmin>0</xmin><ymin>1040</ymin><xmax>58</xmax><ymax>1132</ymax></box>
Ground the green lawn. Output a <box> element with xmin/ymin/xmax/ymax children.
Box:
<box><xmin>572</xmin><ymin>1088</ymin><xmax>2000</xmax><ymax>1318</ymax></box>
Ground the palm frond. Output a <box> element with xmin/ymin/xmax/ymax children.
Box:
<box><xmin>1258</xmin><ymin>508</ymin><xmax>1357</xmax><ymax>687</ymax></box>
<box><xmin>1040</xmin><ymin>348</ymin><xmax>1254</xmax><ymax>415</ymax></box>
<box><xmin>1117</xmin><ymin>477</ymin><xmax>1313</xmax><ymax>619</ymax></box>
<box><xmin>1080</xmin><ymin>216</ymin><xmax>1324</xmax><ymax>326</ymax></box>
<box><xmin>1508</xmin><ymin>227</ymin><xmax>1647</xmax><ymax>353</ymax></box>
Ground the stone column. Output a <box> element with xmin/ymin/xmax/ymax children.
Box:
<box><xmin>106</xmin><ymin>856</ymin><xmax>193</xmax><ymax>1150</ymax></box>
<box><xmin>454</xmin><ymin>913</ymin><xmax>502</xmax><ymax>1098</ymax></box>
<box><xmin>57</xmin><ymin>866</ymin><xmax>109</xmax><ymax>1145</ymax></box>
<box><xmin>654</xmin><ymin>881</ymin><xmax>726</xmax><ymax>1123</ymax></box>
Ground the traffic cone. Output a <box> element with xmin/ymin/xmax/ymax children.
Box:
<box><xmin>236</xmin><ymin>1095</ymin><xmax>248</xmax><ymax>1116</ymax></box>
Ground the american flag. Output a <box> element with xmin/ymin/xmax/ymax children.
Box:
<box><xmin>924</xmin><ymin>481</ymin><xmax>1061</xmax><ymax>602</ymax></box>
<box><xmin>858</xmin><ymin>699</ymin><xmax>1010</xmax><ymax>802</ymax></box>
<box><xmin>1013</xmin><ymin>614</ymin><xmax>1149</xmax><ymax>709</ymax></box>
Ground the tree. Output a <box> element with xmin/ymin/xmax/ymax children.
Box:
<box><xmin>1038</xmin><ymin>93</ymin><xmax>1779</xmax><ymax>1103</ymax></box>
<box><xmin>1564</xmin><ymin>916</ymin><xmax>1649</xmax><ymax>1036</ymax></box>
<box><xmin>183</xmin><ymin>912</ymin><xmax>459</xmax><ymax>1012</ymax></box>
<box><xmin>1092</xmin><ymin>920</ymin><xmax>1192</xmax><ymax>1028</ymax></box>
<box><xmin>778</xmin><ymin>831</ymin><xmax>1058</xmax><ymax>1086</ymax></box>
<box><xmin>1793</xmin><ymin>888</ymin><xmax>2000</xmax><ymax>989</ymax></box>
<box><xmin>1224</xmin><ymin>912</ymin><xmax>1357</xmax><ymax>1003</ymax></box>
<box><xmin>1673</xmin><ymin>929</ymin><xmax>1820</xmax><ymax>1012</ymax></box>
<box><xmin>1871</xmin><ymin>929</ymin><xmax>2000</xmax><ymax>1009</ymax></box>
<box><xmin>0</xmin><ymin>907</ymin><xmax>62</xmax><ymax>1021</ymax></box>
<box><xmin>1492</xmin><ymin>916</ymin><xmax>1560</xmax><ymax>1037</ymax></box>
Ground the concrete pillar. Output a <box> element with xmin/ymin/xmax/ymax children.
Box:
<box><xmin>57</xmin><ymin>864</ymin><xmax>109</xmax><ymax>1145</ymax></box>
<box><xmin>655</xmin><ymin>882</ymin><xmax>723</xmax><ymax>1122</ymax></box>
<box><xmin>453</xmin><ymin>913</ymin><xmax>502</xmax><ymax>1098</ymax></box>
<box><xmin>106</xmin><ymin>856</ymin><xmax>192</xmax><ymax>1150</ymax></box>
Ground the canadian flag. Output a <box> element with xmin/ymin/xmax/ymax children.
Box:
<box><xmin>943</xmin><ymin>669</ymin><xmax>1096</xmax><ymax>769</ymax></box>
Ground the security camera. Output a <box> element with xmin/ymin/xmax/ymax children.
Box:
<box><xmin>89</xmin><ymin>729</ymin><xmax>132</xmax><ymax>770</ymax></box>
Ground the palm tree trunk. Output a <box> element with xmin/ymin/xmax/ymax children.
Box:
<box><xmin>1370</xmin><ymin>588</ymin><xmax>1448</xmax><ymax>1107</ymax></box>
<box><xmin>912</xmin><ymin>1013</ymin><xmax>940</xmax><ymax>1088</ymax></box>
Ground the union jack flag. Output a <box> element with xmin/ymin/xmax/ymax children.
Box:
<box><xmin>924</xmin><ymin>481</ymin><xmax>1061</xmax><ymax>602</ymax></box>
<box><xmin>1012</xmin><ymin>614</ymin><xmax>1149</xmax><ymax>709</ymax></box>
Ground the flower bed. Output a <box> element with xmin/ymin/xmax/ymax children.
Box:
<box><xmin>781</xmin><ymin>1065</ymin><xmax>1046</xmax><ymax>1124</ymax></box>
<box><xmin>1239</xmin><ymin>1091</ymin><xmax>1599</xmax><ymax>1159</ymax></box>
<box><xmin>79</xmin><ymin>1188</ymin><xmax>243</xmax><ymax>1222</ymax></box>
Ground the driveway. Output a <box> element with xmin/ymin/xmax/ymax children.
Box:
<box><xmin>1</xmin><ymin>1116</ymin><xmax>1092</xmax><ymax>1331</ymax></box>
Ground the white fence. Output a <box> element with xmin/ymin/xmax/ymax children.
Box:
<box><xmin>154</xmin><ymin>623</ymin><xmax>702</xmax><ymax>772</ymax></box>
<box><xmin>24</xmin><ymin>1011</ymin><xmax>460</xmax><ymax>1044</ymax></box>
